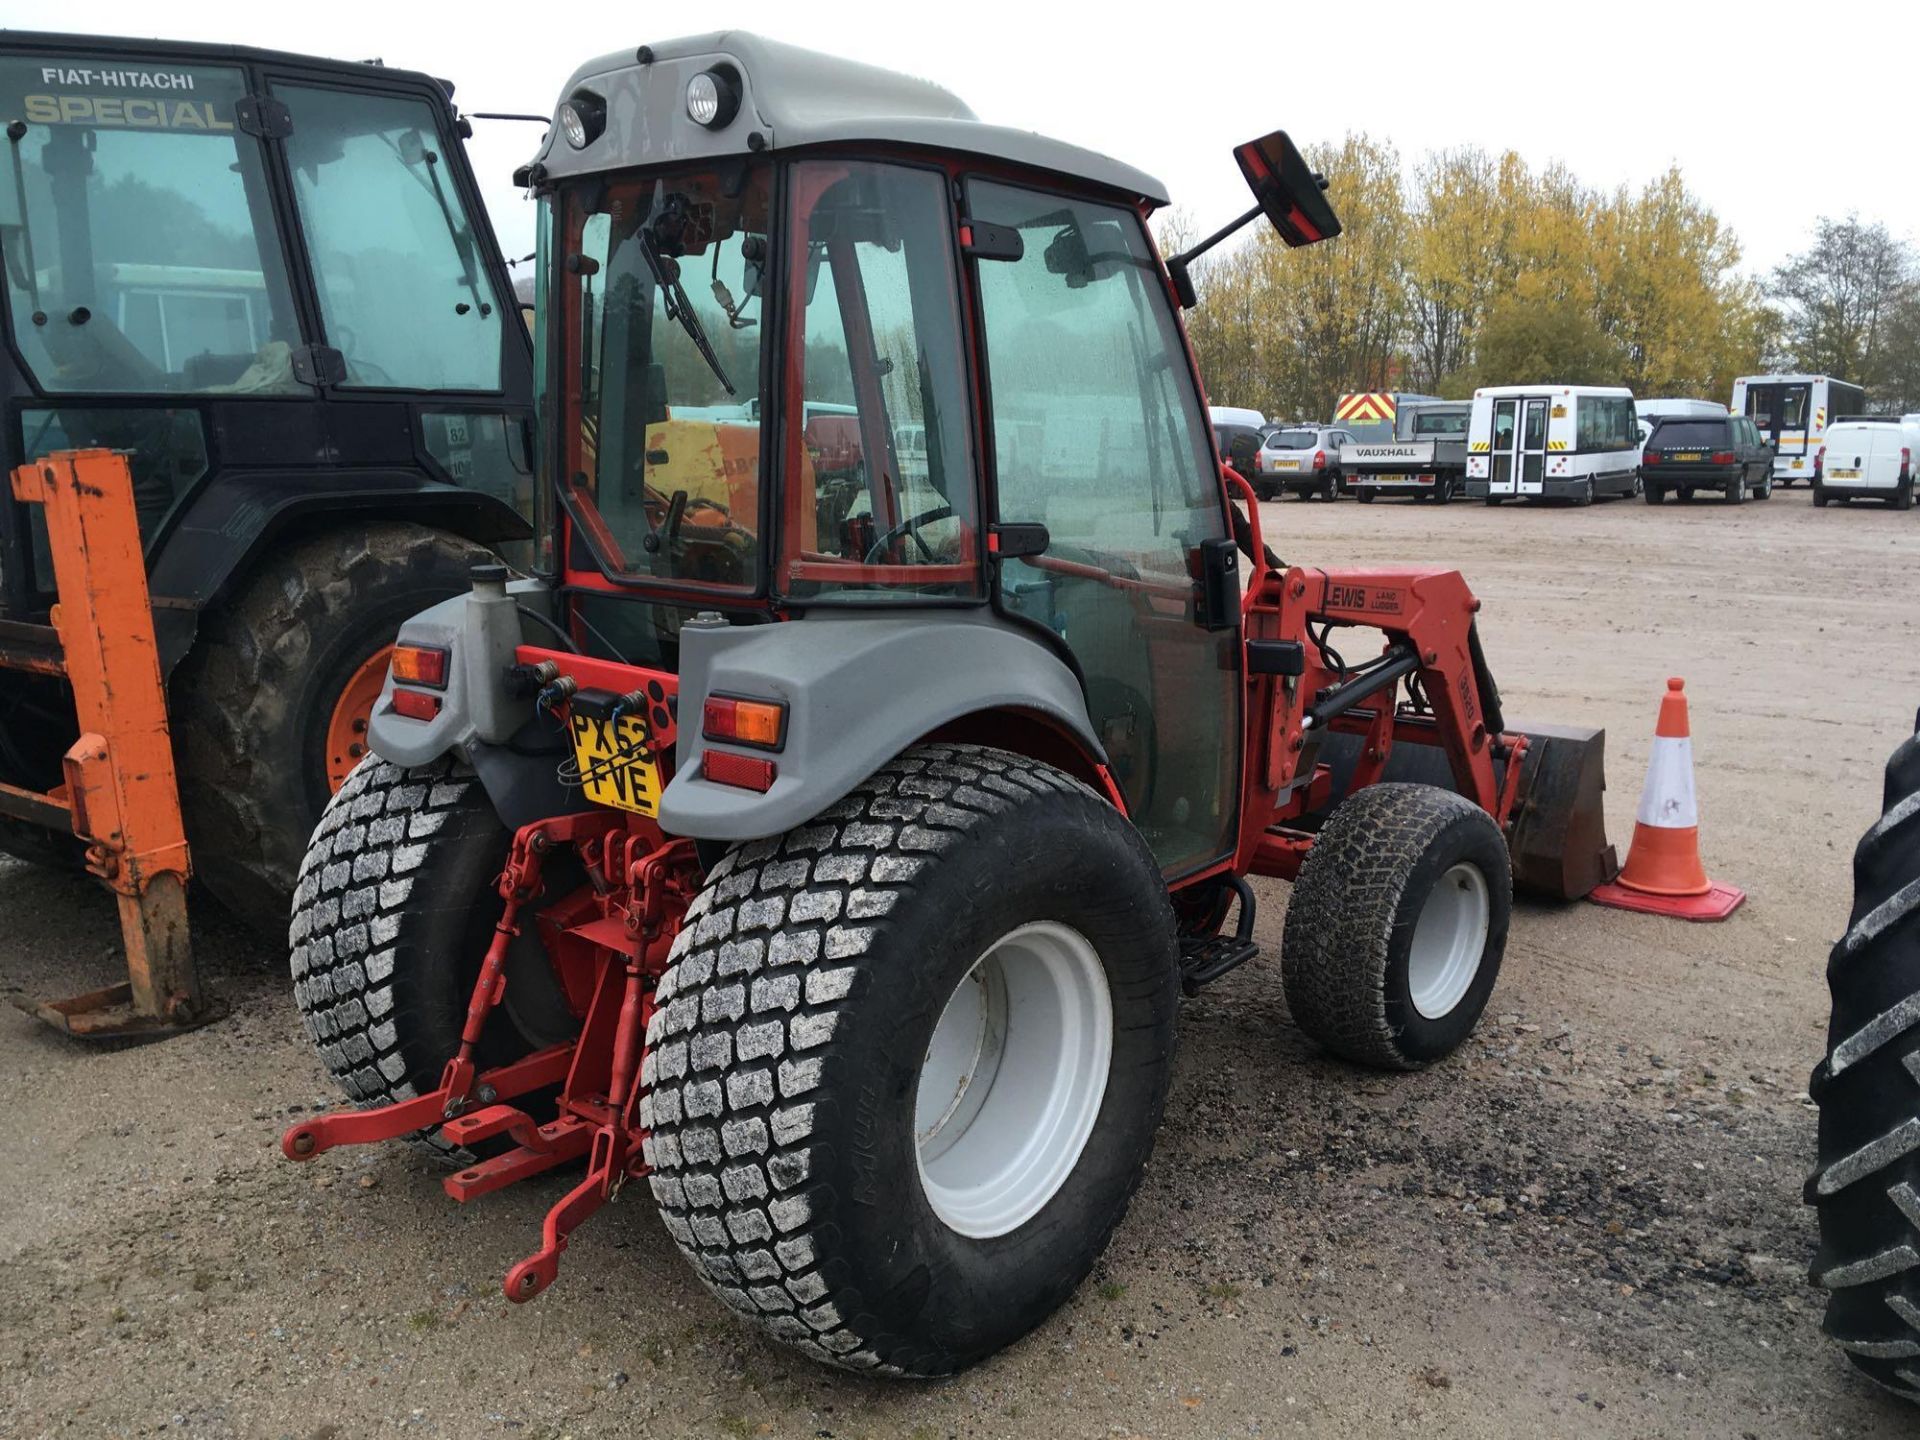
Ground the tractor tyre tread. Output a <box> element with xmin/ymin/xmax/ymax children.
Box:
<box><xmin>175</xmin><ymin>522</ymin><xmax>491</xmax><ymax>933</ymax></box>
<box><xmin>288</xmin><ymin>755</ymin><xmax>498</xmax><ymax>1163</ymax></box>
<box><xmin>1808</xmin><ymin>718</ymin><xmax>1920</xmax><ymax>1401</ymax></box>
<box><xmin>1281</xmin><ymin>782</ymin><xmax>1510</xmax><ymax>1070</ymax></box>
<box><xmin>642</xmin><ymin>743</ymin><xmax>1178</xmax><ymax>1378</ymax></box>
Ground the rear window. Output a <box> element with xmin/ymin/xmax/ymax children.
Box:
<box><xmin>1268</xmin><ymin>428</ymin><xmax>1319</xmax><ymax>448</ymax></box>
<box><xmin>1651</xmin><ymin>420</ymin><xmax>1730</xmax><ymax>448</ymax></box>
<box><xmin>1411</xmin><ymin>412</ymin><xmax>1468</xmax><ymax>437</ymax></box>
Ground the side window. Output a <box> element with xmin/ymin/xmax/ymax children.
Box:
<box><xmin>277</xmin><ymin>83</ymin><xmax>506</xmax><ymax>390</ymax></box>
<box><xmin>782</xmin><ymin>162</ymin><xmax>978</xmax><ymax>598</ymax></box>
<box><xmin>969</xmin><ymin>178</ymin><xmax>1236</xmax><ymax>872</ymax></box>
<box><xmin>0</xmin><ymin>57</ymin><xmax>303</xmax><ymax>394</ymax></box>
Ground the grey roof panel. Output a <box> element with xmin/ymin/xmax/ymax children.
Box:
<box><xmin>533</xmin><ymin>31</ymin><xmax>1168</xmax><ymax>206</ymax></box>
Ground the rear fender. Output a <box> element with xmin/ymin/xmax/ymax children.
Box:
<box><xmin>659</xmin><ymin>611</ymin><xmax>1102</xmax><ymax>841</ymax></box>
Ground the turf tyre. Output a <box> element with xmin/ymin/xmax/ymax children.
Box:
<box><xmin>1807</xmin><ymin>717</ymin><xmax>1920</xmax><ymax>1400</ymax></box>
<box><xmin>1281</xmin><ymin>782</ymin><xmax>1510</xmax><ymax>1069</ymax></box>
<box><xmin>288</xmin><ymin>756</ymin><xmax>574</xmax><ymax>1159</ymax></box>
<box><xmin>641</xmin><ymin>743</ymin><xmax>1180</xmax><ymax>1377</ymax></box>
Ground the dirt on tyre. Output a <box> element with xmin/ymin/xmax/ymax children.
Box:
<box><xmin>175</xmin><ymin>522</ymin><xmax>492</xmax><ymax>933</ymax></box>
<box><xmin>1807</xmin><ymin>716</ymin><xmax>1920</xmax><ymax>1400</ymax></box>
<box><xmin>641</xmin><ymin>743</ymin><xmax>1179</xmax><ymax>1376</ymax></box>
<box><xmin>288</xmin><ymin>756</ymin><xmax>576</xmax><ymax>1158</ymax></box>
<box><xmin>1281</xmin><ymin>782</ymin><xmax>1511</xmax><ymax>1069</ymax></box>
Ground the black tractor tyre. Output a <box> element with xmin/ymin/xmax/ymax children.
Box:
<box><xmin>289</xmin><ymin>756</ymin><xmax>577</xmax><ymax>1159</ymax></box>
<box><xmin>1815</xmin><ymin>483</ymin><xmax>1830</xmax><ymax>508</ymax></box>
<box><xmin>1357</xmin><ymin>489</ymin><xmax>1376</xmax><ymax>504</ymax></box>
<box><xmin>641</xmin><ymin>744</ymin><xmax>1180</xmax><ymax>1377</ymax></box>
<box><xmin>1646</xmin><ymin>482</ymin><xmax>1667</xmax><ymax>505</ymax></box>
<box><xmin>1680</xmin><ymin>486</ymin><xmax>1696</xmax><ymax>502</ymax></box>
<box><xmin>175</xmin><ymin>522</ymin><xmax>493</xmax><ymax>933</ymax></box>
<box><xmin>1281</xmin><ymin>783</ymin><xmax>1511</xmax><ymax>1070</ymax></box>
<box><xmin>1895</xmin><ymin>479</ymin><xmax>1914</xmax><ymax>512</ymax></box>
<box><xmin>1807</xmin><ymin>717</ymin><xmax>1920</xmax><ymax>1401</ymax></box>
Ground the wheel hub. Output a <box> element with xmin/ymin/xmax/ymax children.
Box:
<box><xmin>914</xmin><ymin>921</ymin><xmax>1113</xmax><ymax>1239</ymax></box>
<box><xmin>1407</xmin><ymin>862</ymin><xmax>1491</xmax><ymax>1020</ymax></box>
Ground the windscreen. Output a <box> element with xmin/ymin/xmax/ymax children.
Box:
<box><xmin>1650</xmin><ymin>420</ymin><xmax>1730</xmax><ymax>448</ymax></box>
<box><xmin>0</xmin><ymin>55</ymin><xmax>303</xmax><ymax>394</ymax></box>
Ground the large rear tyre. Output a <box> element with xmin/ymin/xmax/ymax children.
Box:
<box><xmin>642</xmin><ymin>744</ymin><xmax>1179</xmax><ymax>1377</ymax></box>
<box><xmin>1281</xmin><ymin>783</ymin><xmax>1510</xmax><ymax>1070</ymax></box>
<box><xmin>288</xmin><ymin>757</ymin><xmax>575</xmax><ymax>1157</ymax></box>
<box><xmin>1807</xmin><ymin>718</ymin><xmax>1920</xmax><ymax>1401</ymax></box>
<box><xmin>175</xmin><ymin>522</ymin><xmax>492</xmax><ymax>932</ymax></box>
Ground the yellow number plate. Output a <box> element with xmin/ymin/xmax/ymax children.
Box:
<box><xmin>1831</xmin><ymin>468</ymin><xmax>1861</xmax><ymax>479</ymax></box>
<box><xmin>1272</xmin><ymin>459</ymin><xmax>1300</xmax><ymax>470</ymax></box>
<box><xmin>1673</xmin><ymin>452</ymin><xmax>1703</xmax><ymax>462</ymax></box>
<box><xmin>569</xmin><ymin>710</ymin><xmax>663</xmax><ymax>816</ymax></box>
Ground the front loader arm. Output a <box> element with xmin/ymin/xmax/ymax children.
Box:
<box><xmin>1235</xmin><ymin>562</ymin><xmax>1522</xmax><ymax>879</ymax></box>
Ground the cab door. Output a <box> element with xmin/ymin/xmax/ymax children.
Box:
<box><xmin>966</xmin><ymin>179</ymin><xmax>1239</xmax><ymax>876</ymax></box>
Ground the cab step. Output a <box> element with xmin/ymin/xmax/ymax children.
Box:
<box><xmin>1179</xmin><ymin>875</ymin><xmax>1259</xmax><ymax>995</ymax></box>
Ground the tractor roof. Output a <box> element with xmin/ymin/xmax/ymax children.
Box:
<box><xmin>531</xmin><ymin>31</ymin><xmax>1169</xmax><ymax>207</ymax></box>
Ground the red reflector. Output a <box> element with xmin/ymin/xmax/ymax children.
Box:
<box><xmin>1710</xmin><ymin>452</ymin><xmax>1736</xmax><ymax>465</ymax></box>
<box><xmin>390</xmin><ymin>644</ymin><xmax>449</xmax><ymax>688</ymax></box>
<box><xmin>390</xmin><ymin>689</ymin><xmax>442</xmax><ymax>721</ymax></box>
<box><xmin>703</xmin><ymin>694</ymin><xmax>787</xmax><ymax>750</ymax></box>
<box><xmin>703</xmin><ymin>750</ymin><xmax>776</xmax><ymax>792</ymax></box>
<box><xmin>1643</xmin><ymin>452</ymin><xmax>1661</xmax><ymax>465</ymax></box>
<box><xmin>1314</xmin><ymin>450</ymin><xmax>1326</xmax><ymax>468</ymax></box>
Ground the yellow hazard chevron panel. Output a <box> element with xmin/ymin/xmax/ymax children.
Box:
<box><xmin>1547</xmin><ymin>440</ymin><xmax>1569</xmax><ymax>451</ymax></box>
<box><xmin>1335</xmin><ymin>392</ymin><xmax>1396</xmax><ymax>423</ymax></box>
<box><xmin>1469</xmin><ymin>441</ymin><xmax>1490</xmax><ymax>452</ymax></box>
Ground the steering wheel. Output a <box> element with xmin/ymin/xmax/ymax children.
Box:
<box><xmin>863</xmin><ymin>504</ymin><xmax>954</xmax><ymax>565</ymax></box>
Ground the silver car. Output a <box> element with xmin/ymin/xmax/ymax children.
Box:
<box><xmin>1255</xmin><ymin>425</ymin><xmax>1352</xmax><ymax>500</ymax></box>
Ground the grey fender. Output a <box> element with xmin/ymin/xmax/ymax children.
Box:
<box><xmin>367</xmin><ymin>574</ymin><xmax>547</xmax><ymax>770</ymax></box>
<box><xmin>660</xmin><ymin>610</ymin><xmax>1102</xmax><ymax>840</ymax></box>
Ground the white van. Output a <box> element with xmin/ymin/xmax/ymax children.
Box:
<box><xmin>1208</xmin><ymin>405</ymin><xmax>1267</xmax><ymax>430</ymax></box>
<box><xmin>1815</xmin><ymin>418</ymin><xmax>1920</xmax><ymax>509</ymax></box>
<box><xmin>1464</xmin><ymin>385</ymin><xmax>1641</xmax><ymax>504</ymax></box>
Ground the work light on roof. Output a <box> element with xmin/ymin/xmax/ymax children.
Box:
<box><xmin>686</xmin><ymin>68</ymin><xmax>740</xmax><ymax>129</ymax></box>
<box><xmin>559</xmin><ymin>91</ymin><xmax>604</xmax><ymax>149</ymax></box>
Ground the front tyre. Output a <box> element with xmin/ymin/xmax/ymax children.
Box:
<box><xmin>643</xmin><ymin>745</ymin><xmax>1179</xmax><ymax>1376</ymax></box>
<box><xmin>1281</xmin><ymin>783</ymin><xmax>1511</xmax><ymax>1070</ymax></box>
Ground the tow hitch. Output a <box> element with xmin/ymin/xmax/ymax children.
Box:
<box><xmin>282</xmin><ymin>812</ymin><xmax>699</xmax><ymax>1301</ymax></box>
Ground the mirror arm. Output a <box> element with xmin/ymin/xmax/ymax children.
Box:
<box><xmin>1164</xmin><ymin>201</ymin><xmax>1262</xmax><ymax>309</ymax></box>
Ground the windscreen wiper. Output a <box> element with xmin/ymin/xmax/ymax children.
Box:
<box><xmin>637</xmin><ymin>199</ymin><xmax>734</xmax><ymax>397</ymax></box>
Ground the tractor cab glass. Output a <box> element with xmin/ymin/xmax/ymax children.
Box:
<box><xmin>556</xmin><ymin>158</ymin><xmax>980</xmax><ymax>600</ymax></box>
<box><xmin>0</xmin><ymin>57</ymin><xmax>304</xmax><ymax>395</ymax></box>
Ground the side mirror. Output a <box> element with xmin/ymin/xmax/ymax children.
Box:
<box><xmin>1163</xmin><ymin>129</ymin><xmax>1342</xmax><ymax>308</ymax></box>
<box><xmin>1234</xmin><ymin>131</ymin><xmax>1341</xmax><ymax>248</ymax></box>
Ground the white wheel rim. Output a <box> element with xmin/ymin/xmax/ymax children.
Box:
<box><xmin>1407</xmin><ymin>863</ymin><xmax>1491</xmax><ymax>1020</ymax></box>
<box><xmin>914</xmin><ymin>921</ymin><xmax>1112</xmax><ymax>1239</ymax></box>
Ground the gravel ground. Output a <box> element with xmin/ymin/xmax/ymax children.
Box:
<box><xmin>3</xmin><ymin>484</ymin><xmax>1918</xmax><ymax>1438</ymax></box>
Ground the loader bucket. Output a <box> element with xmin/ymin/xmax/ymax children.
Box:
<box><xmin>1313</xmin><ymin>721</ymin><xmax>1618</xmax><ymax>901</ymax></box>
<box><xmin>1505</xmin><ymin>721</ymin><xmax>1619</xmax><ymax>901</ymax></box>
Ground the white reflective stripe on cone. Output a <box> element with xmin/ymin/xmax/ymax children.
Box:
<box><xmin>1635</xmin><ymin>736</ymin><xmax>1699</xmax><ymax>829</ymax></box>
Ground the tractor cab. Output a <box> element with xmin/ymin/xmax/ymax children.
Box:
<box><xmin>519</xmin><ymin>33</ymin><xmax>1330</xmax><ymax>873</ymax></box>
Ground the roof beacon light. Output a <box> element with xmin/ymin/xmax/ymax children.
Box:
<box><xmin>686</xmin><ymin>69</ymin><xmax>740</xmax><ymax>129</ymax></box>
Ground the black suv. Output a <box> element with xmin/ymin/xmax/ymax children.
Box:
<box><xmin>1641</xmin><ymin>415</ymin><xmax>1774</xmax><ymax>504</ymax></box>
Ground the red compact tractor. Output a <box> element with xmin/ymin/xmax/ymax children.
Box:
<box><xmin>282</xmin><ymin>33</ymin><xmax>1616</xmax><ymax>1378</ymax></box>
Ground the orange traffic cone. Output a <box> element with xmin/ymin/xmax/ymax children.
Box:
<box><xmin>1590</xmin><ymin>678</ymin><xmax>1745</xmax><ymax>921</ymax></box>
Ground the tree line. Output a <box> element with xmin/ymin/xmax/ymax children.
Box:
<box><xmin>1163</xmin><ymin>134</ymin><xmax>1920</xmax><ymax>422</ymax></box>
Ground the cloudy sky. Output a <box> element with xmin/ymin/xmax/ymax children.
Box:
<box><xmin>28</xmin><ymin>0</ymin><xmax>1920</xmax><ymax>281</ymax></box>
